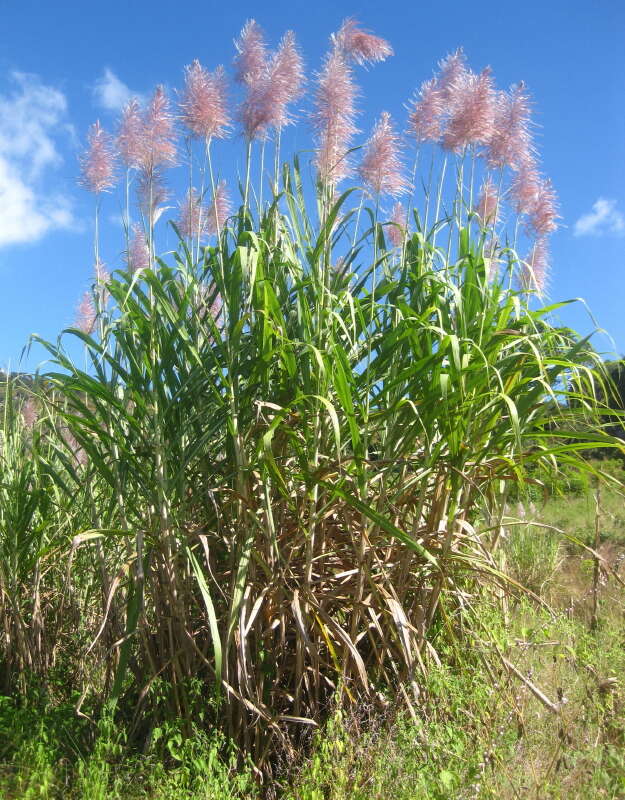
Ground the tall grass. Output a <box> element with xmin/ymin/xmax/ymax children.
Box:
<box><xmin>0</xmin><ymin>18</ymin><xmax>622</xmax><ymax>776</ymax></box>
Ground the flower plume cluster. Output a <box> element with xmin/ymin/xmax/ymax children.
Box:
<box><xmin>235</xmin><ymin>20</ymin><xmax>305</xmax><ymax>140</ymax></box>
<box><xmin>76</xmin><ymin>18</ymin><xmax>560</xmax><ymax>303</ymax></box>
<box><xmin>311</xmin><ymin>19</ymin><xmax>391</xmax><ymax>187</ymax></box>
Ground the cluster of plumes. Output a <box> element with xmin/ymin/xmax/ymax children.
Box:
<box><xmin>409</xmin><ymin>51</ymin><xmax>502</xmax><ymax>154</ymax></box>
<box><xmin>513</xmin><ymin>168</ymin><xmax>558</xmax><ymax>293</ymax></box>
<box><xmin>312</xmin><ymin>19</ymin><xmax>392</xmax><ymax>186</ymax></box>
<box><xmin>234</xmin><ymin>20</ymin><xmax>305</xmax><ymax>141</ymax></box>
<box><xmin>359</xmin><ymin>112</ymin><xmax>408</xmax><ymax>197</ymax></box>
<box><xmin>406</xmin><ymin>48</ymin><xmax>558</xmax><ymax>291</ymax></box>
<box><xmin>178</xmin><ymin>181</ymin><xmax>231</xmax><ymax>239</ymax></box>
<box><xmin>75</xmin><ymin>23</ymin><xmax>559</xmax><ymax>297</ymax></box>
<box><xmin>121</xmin><ymin>86</ymin><xmax>177</xmax><ymax>174</ymax></box>
<box><xmin>79</xmin><ymin>121</ymin><xmax>117</xmax><ymax>194</ymax></box>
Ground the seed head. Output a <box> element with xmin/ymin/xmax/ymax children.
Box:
<box><xmin>79</xmin><ymin>120</ymin><xmax>117</xmax><ymax>194</ymax></box>
<box><xmin>387</xmin><ymin>201</ymin><xmax>408</xmax><ymax>247</ymax></box>
<box><xmin>529</xmin><ymin>177</ymin><xmax>558</xmax><ymax>236</ymax></box>
<box><xmin>521</xmin><ymin>236</ymin><xmax>549</xmax><ymax>295</ymax></box>
<box><xmin>178</xmin><ymin>187</ymin><xmax>208</xmax><ymax>239</ymax></box>
<box><xmin>487</xmin><ymin>83</ymin><xmax>534</xmax><ymax>171</ymax></box>
<box><xmin>207</xmin><ymin>180</ymin><xmax>231</xmax><ymax>235</ymax></box>
<box><xmin>137</xmin><ymin>169</ymin><xmax>169</xmax><ymax>228</ymax></box>
<box><xmin>359</xmin><ymin>112</ymin><xmax>408</xmax><ymax>198</ymax></box>
<box><xmin>180</xmin><ymin>61</ymin><xmax>230</xmax><ymax>141</ymax></box>
<box><xmin>127</xmin><ymin>224</ymin><xmax>150</xmax><ymax>272</ymax></box>
<box><xmin>443</xmin><ymin>67</ymin><xmax>496</xmax><ymax>152</ymax></box>
<box><xmin>475</xmin><ymin>178</ymin><xmax>500</xmax><ymax>226</ymax></box>
<box><xmin>408</xmin><ymin>78</ymin><xmax>444</xmax><ymax>144</ymax></box>
<box><xmin>511</xmin><ymin>163</ymin><xmax>541</xmax><ymax>215</ymax></box>
<box><xmin>312</xmin><ymin>48</ymin><xmax>358</xmax><ymax>185</ymax></box>
<box><xmin>140</xmin><ymin>86</ymin><xmax>177</xmax><ymax>172</ymax></box>
<box><xmin>117</xmin><ymin>98</ymin><xmax>144</xmax><ymax>169</ymax></box>
<box><xmin>234</xmin><ymin>19</ymin><xmax>268</xmax><ymax>86</ymax></box>
<box><xmin>436</xmin><ymin>49</ymin><xmax>468</xmax><ymax>102</ymax></box>
<box><xmin>75</xmin><ymin>291</ymin><xmax>97</xmax><ymax>334</ymax></box>
<box><xmin>239</xmin><ymin>29</ymin><xmax>306</xmax><ymax>140</ymax></box>
<box><xmin>333</xmin><ymin>18</ymin><xmax>393</xmax><ymax>66</ymax></box>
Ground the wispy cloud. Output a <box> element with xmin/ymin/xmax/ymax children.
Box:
<box><xmin>0</xmin><ymin>71</ymin><xmax>76</xmax><ymax>247</ymax></box>
<box><xmin>93</xmin><ymin>68</ymin><xmax>138</xmax><ymax>112</ymax></box>
<box><xmin>573</xmin><ymin>197</ymin><xmax>625</xmax><ymax>237</ymax></box>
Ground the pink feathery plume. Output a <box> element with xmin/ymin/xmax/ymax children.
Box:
<box><xmin>359</xmin><ymin>111</ymin><xmax>408</xmax><ymax>197</ymax></box>
<box><xmin>443</xmin><ymin>67</ymin><xmax>496</xmax><ymax>152</ymax></box>
<box><xmin>408</xmin><ymin>78</ymin><xmax>444</xmax><ymax>143</ymax></box>
<box><xmin>21</xmin><ymin>398</ymin><xmax>38</xmax><ymax>429</ymax></box>
<box><xmin>511</xmin><ymin>162</ymin><xmax>541</xmax><ymax>215</ymax></box>
<box><xmin>529</xmin><ymin>177</ymin><xmax>558</xmax><ymax>236</ymax></box>
<box><xmin>234</xmin><ymin>19</ymin><xmax>268</xmax><ymax>86</ymax></box>
<box><xmin>75</xmin><ymin>292</ymin><xmax>97</xmax><ymax>334</ymax></box>
<box><xmin>312</xmin><ymin>48</ymin><xmax>359</xmax><ymax>185</ymax></box>
<box><xmin>180</xmin><ymin>61</ymin><xmax>230</xmax><ymax>141</ymax></box>
<box><xmin>140</xmin><ymin>86</ymin><xmax>177</xmax><ymax>173</ymax></box>
<box><xmin>79</xmin><ymin>121</ymin><xmax>117</xmax><ymax>193</ymax></box>
<box><xmin>333</xmin><ymin>18</ymin><xmax>393</xmax><ymax>65</ymax></box>
<box><xmin>475</xmin><ymin>178</ymin><xmax>500</xmax><ymax>225</ymax></box>
<box><xmin>127</xmin><ymin>224</ymin><xmax>151</xmax><ymax>272</ymax></box>
<box><xmin>436</xmin><ymin>49</ymin><xmax>468</xmax><ymax>101</ymax></box>
<box><xmin>520</xmin><ymin>236</ymin><xmax>549</xmax><ymax>295</ymax></box>
<box><xmin>487</xmin><ymin>83</ymin><xmax>534</xmax><ymax>171</ymax></box>
<box><xmin>206</xmin><ymin>180</ymin><xmax>231</xmax><ymax>234</ymax></box>
<box><xmin>265</xmin><ymin>30</ymin><xmax>306</xmax><ymax>129</ymax></box>
<box><xmin>239</xmin><ymin>29</ymin><xmax>306</xmax><ymax>140</ymax></box>
<box><xmin>235</xmin><ymin>20</ymin><xmax>269</xmax><ymax>140</ymax></box>
<box><xmin>387</xmin><ymin>201</ymin><xmax>408</xmax><ymax>247</ymax></box>
<box><xmin>178</xmin><ymin>188</ymin><xmax>208</xmax><ymax>239</ymax></box>
<box><xmin>117</xmin><ymin>98</ymin><xmax>144</xmax><ymax>169</ymax></box>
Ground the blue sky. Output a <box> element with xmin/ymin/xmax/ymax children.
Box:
<box><xmin>0</xmin><ymin>0</ymin><xmax>624</xmax><ymax>370</ymax></box>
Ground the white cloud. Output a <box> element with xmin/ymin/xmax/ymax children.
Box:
<box><xmin>573</xmin><ymin>197</ymin><xmax>625</xmax><ymax>237</ymax></box>
<box><xmin>93</xmin><ymin>68</ymin><xmax>135</xmax><ymax>112</ymax></box>
<box><xmin>0</xmin><ymin>71</ymin><xmax>76</xmax><ymax>248</ymax></box>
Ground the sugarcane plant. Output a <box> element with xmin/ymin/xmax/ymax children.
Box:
<box><xmin>1</xmin><ymin>17</ymin><xmax>621</xmax><ymax>773</ymax></box>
